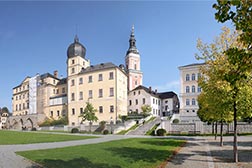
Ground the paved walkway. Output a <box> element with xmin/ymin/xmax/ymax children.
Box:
<box><xmin>166</xmin><ymin>136</ymin><xmax>252</xmax><ymax>168</ymax></box>
<box><xmin>0</xmin><ymin>133</ymin><xmax>252</xmax><ymax>168</ymax></box>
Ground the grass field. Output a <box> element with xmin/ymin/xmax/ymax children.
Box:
<box><xmin>0</xmin><ymin>130</ymin><xmax>97</xmax><ymax>145</ymax></box>
<box><xmin>17</xmin><ymin>138</ymin><xmax>185</xmax><ymax>168</ymax></box>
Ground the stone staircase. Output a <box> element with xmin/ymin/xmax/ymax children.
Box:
<box><xmin>127</xmin><ymin>117</ymin><xmax>161</xmax><ymax>135</ymax></box>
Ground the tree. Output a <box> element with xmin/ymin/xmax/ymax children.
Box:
<box><xmin>196</xmin><ymin>27</ymin><xmax>251</xmax><ymax>148</ymax></box>
<box><xmin>79</xmin><ymin>102</ymin><xmax>98</xmax><ymax>132</ymax></box>
<box><xmin>141</xmin><ymin>105</ymin><xmax>152</xmax><ymax>117</ymax></box>
<box><xmin>213</xmin><ymin>1</ymin><xmax>252</xmax><ymax>162</ymax></box>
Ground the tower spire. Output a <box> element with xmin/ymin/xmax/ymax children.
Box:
<box><xmin>127</xmin><ymin>25</ymin><xmax>139</xmax><ymax>55</ymax></box>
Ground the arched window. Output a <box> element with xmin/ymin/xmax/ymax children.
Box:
<box><xmin>192</xmin><ymin>85</ymin><xmax>195</xmax><ymax>93</ymax></box>
<box><xmin>192</xmin><ymin>73</ymin><xmax>196</xmax><ymax>80</ymax></box>
<box><xmin>186</xmin><ymin>86</ymin><xmax>190</xmax><ymax>93</ymax></box>
<box><xmin>192</xmin><ymin>98</ymin><xmax>196</xmax><ymax>105</ymax></box>
<box><xmin>186</xmin><ymin>74</ymin><xmax>190</xmax><ymax>81</ymax></box>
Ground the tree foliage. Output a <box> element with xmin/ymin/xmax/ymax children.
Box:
<box><xmin>79</xmin><ymin>102</ymin><xmax>98</xmax><ymax>132</ymax></box>
<box><xmin>141</xmin><ymin>105</ymin><xmax>152</xmax><ymax>117</ymax></box>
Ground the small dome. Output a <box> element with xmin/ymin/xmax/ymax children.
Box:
<box><xmin>67</xmin><ymin>35</ymin><xmax>86</xmax><ymax>58</ymax></box>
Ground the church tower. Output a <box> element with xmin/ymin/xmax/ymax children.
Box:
<box><xmin>125</xmin><ymin>26</ymin><xmax>143</xmax><ymax>91</ymax></box>
<box><xmin>67</xmin><ymin>35</ymin><xmax>90</xmax><ymax>77</ymax></box>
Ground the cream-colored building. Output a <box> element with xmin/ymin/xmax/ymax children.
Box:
<box><xmin>66</xmin><ymin>35</ymin><xmax>128</xmax><ymax>125</ymax></box>
<box><xmin>178</xmin><ymin>63</ymin><xmax>204</xmax><ymax>122</ymax></box>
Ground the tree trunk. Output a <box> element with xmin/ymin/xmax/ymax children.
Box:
<box><xmin>215</xmin><ymin>121</ymin><xmax>218</xmax><ymax>140</ymax></box>
<box><xmin>89</xmin><ymin>121</ymin><xmax>92</xmax><ymax>133</ymax></box>
<box><xmin>212</xmin><ymin>122</ymin><xmax>214</xmax><ymax>134</ymax></box>
<box><xmin>220</xmin><ymin>121</ymin><xmax>223</xmax><ymax>146</ymax></box>
<box><xmin>233</xmin><ymin>100</ymin><xmax>238</xmax><ymax>162</ymax></box>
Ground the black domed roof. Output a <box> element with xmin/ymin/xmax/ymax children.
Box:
<box><xmin>67</xmin><ymin>35</ymin><xmax>86</xmax><ymax>58</ymax></box>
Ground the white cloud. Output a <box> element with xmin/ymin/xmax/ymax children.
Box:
<box><xmin>153</xmin><ymin>80</ymin><xmax>180</xmax><ymax>94</ymax></box>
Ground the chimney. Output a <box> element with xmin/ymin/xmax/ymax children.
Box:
<box><xmin>149</xmin><ymin>86</ymin><xmax>152</xmax><ymax>92</ymax></box>
<box><xmin>155</xmin><ymin>89</ymin><xmax>157</xmax><ymax>93</ymax></box>
<box><xmin>54</xmin><ymin>70</ymin><xmax>58</xmax><ymax>78</ymax></box>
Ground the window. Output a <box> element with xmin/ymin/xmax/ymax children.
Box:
<box><xmin>23</xmin><ymin>94</ymin><xmax>25</xmax><ymax>99</ymax></box>
<box><xmin>129</xmin><ymin>100</ymin><xmax>132</xmax><ymax>106</ymax></box>
<box><xmin>79</xmin><ymin>77</ymin><xmax>83</xmax><ymax>84</ymax></box>
<box><xmin>80</xmin><ymin>108</ymin><xmax>84</xmax><ymax>114</ymax></box>
<box><xmin>72</xmin><ymin>59</ymin><xmax>75</xmax><ymax>64</ymax></box>
<box><xmin>143</xmin><ymin>98</ymin><xmax>145</xmax><ymax>104</ymax></box>
<box><xmin>99</xmin><ymin>89</ymin><xmax>103</xmax><ymax>98</ymax></box>
<box><xmin>186</xmin><ymin>86</ymin><xmax>190</xmax><ymax>93</ymax></box>
<box><xmin>57</xmin><ymin>110</ymin><xmax>60</xmax><ymax>116</ymax></box>
<box><xmin>53</xmin><ymin>80</ymin><xmax>56</xmax><ymax>84</ymax></box>
<box><xmin>192</xmin><ymin>110</ymin><xmax>195</xmax><ymax>112</ymax></box>
<box><xmin>19</xmin><ymin>104</ymin><xmax>21</xmax><ymax>110</ymax></box>
<box><xmin>192</xmin><ymin>98</ymin><xmax>196</xmax><ymax>105</ymax></box>
<box><xmin>186</xmin><ymin>99</ymin><xmax>190</xmax><ymax>106</ymax></box>
<box><xmin>23</xmin><ymin>103</ymin><xmax>25</xmax><ymax>109</ymax></box>
<box><xmin>88</xmin><ymin>76</ymin><xmax>92</xmax><ymax>83</ymax></box>
<box><xmin>71</xmin><ymin>68</ymin><xmax>75</xmax><ymax>74</ymax></box>
<box><xmin>192</xmin><ymin>85</ymin><xmax>195</xmax><ymax>93</ymax></box>
<box><xmin>198</xmin><ymin>86</ymin><xmax>202</xmax><ymax>93</ymax></box>
<box><xmin>165</xmin><ymin>100</ymin><xmax>168</xmax><ymax>104</ymax></box>
<box><xmin>136</xmin><ymin>109</ymin><xmax>138</xmax><ymax>113</ymax></box>
<box><xmin>62</xmin><ymin>88</ymin><xmax>65</xmax><ymax>94</ymax></box>
<box><xmin>53</xmin><ymin>89</ymin><xmax>55</xmax><ymax>94</ymax></box>
<box><xmin>192</xmin><ymin>73</ymin><xmax>196</xmax><ymax>80</ymax></box>
<box><xmin>19</xmin><ymin>95</ymin><xmax>21</xmax><ymax>99</ymax></box>
<box><xmin>110</xmin><ymin>105</ymin><xmax>114</xmax><ymax>113</ymax></box>
<box><xmin>27</xmin><ymin>103</ymin><xmax>29</xmax><ymax>109</ymax></box>
<box><xmin>156</xmin><ymin>99</ymin><xmax>158</xmax><ymax>104</ymax></box>
<box><xmin>158</xmin><ymin>100</ymin><xmax>161</xmax><ymax>105</ymax></box>
<box><xmin>133</xmin><ymin>92</ymin><xmax>136</xmax><ymax>95</ymax></box>
<box><xmin>138</xmin><ymin>91</ymin><xmax>140</xmax><ymax>95</ymax></box>
<box><xmin>16</xmin><ymin>96</ymin><xmax>18</xmax><ymax>100</ymax></box>
<box><xmin>109</xmin><ymin>72</ymin><xmax>114</xmax><ymax>80</ymax></box>
<box><xmin>16</xmin><ymin>105</ymin><xmax>18</xmax><ymax>111</ymax></box>
<box><xmin>135</xmin><ymin>99</ymin><xmax>138</xmax><ymax>105</ymax></box>
<box><xmin>98</xmin><ymin>74</ymin><xmax>103</xmax><ymax>81</ymax></box>
<box><xmin>187</xmin><ymin>110</ymin><xmax>189</xmax><ymax>113</ymax></box>
<box><xmin>135</xmin><ymin>81</ymin><xmax>137</xmax><ymax>85</ymax></box>
<box><xmin>186</xmin><ymin>74</ymin><xmax>190</xmax><ymax>81</ymax></box>
<box><xmin>134</xmin><ymin>64</ymin><xmax>137</xmax><ymax>70</ymax></box>
<box><xmin>71</xmin><ymin>79</ymin><xmax>75</xmax><ymax>86</ymax></box>
<box><xmin>56</xmin><ymin>89</ymin><xmax>59</xmax><ymax>94</ymax></box>
<box><xmin>110</xmin><ymin>87</ymin><xmax>114</xmax><ymax>97</ymax></box>
<box><xmin>165</xmin><ymin>105</ymin><xmax>169</xmax><ymax>111</ymax></box>
<box><xmin>71</xmin><ymin>93</ymin><xmax>75</xmax><ymax>101</ymax></box>
<box><xmin>88</xmin><ymin>90</ymin><xmax>93</xmax><ymax>99</ymax></box>
<box><xmin>79</xmin><ymin>91</ymin><xmax>83</xmax><ymax>100</ymax></box>
<box><xmin>50</xmin><ymin>111</ymin><xmax>53</xmax><ymax>117</ymax></box>
<box><xmin>99</xmin><ymin>106</ymin><xmax>103</xmax><ymax>113</ymax></box>
<box><xmin>72</xmin><ymin>108</ymin><xmax>75</xmax><ymax>115</ymax></box>
<box><xmin>153</xmin><ymin>98</ymin><xmax>155</xmax><ymax>104</ymax></box>
<box><xmin>197</xmin><ymin>73</ymin><xmax>201</xmax><ymax>80</ymax></box>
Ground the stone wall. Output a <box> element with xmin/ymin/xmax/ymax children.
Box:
<box><xmin>167</xmin><ymin>122</ymin><xmax>252</xmax><ymax>134</ymax></box>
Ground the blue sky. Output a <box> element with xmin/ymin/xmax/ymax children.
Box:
<box><xmin>0</xmin><ymin>1</ymin><xmax>230</xmax><ymax>111</ymax></box>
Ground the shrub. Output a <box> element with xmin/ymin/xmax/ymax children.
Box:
<box><xmin>103</xmin><ymin>129</ymin><xmax>109</xmax><ymax>135</ymax></box>
<box><xmin>172</xmin><ymin>119</ymin><xmax>179</xmax><ymax>124</ymax></box>
<box><xmin>71</xmin><ymin>128</ymin><xmax>79</xmax><ymax>133</ymax></box>
<box><xmin>157</xmin><ymin>128</ymin><xmax>166</xmax><ymax>136</ymax></box>
<box><xmin>31</xmin><ymin>127</ymin><xmax>37</xmax><ymax>131</ymax></box>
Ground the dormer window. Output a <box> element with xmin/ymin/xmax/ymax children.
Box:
<box><xmin>72</xmin><ymin>59</ymin><xmax>75</xmax><ymax>64</ymax></box>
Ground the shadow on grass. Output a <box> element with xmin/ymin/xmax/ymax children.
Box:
<box><xmin>33</xmin><ymin>157</ymin><xmax>121</xmax><ymax>168</ymax></box>
<box><xmin>139</xmin><ymin>139</ymin><xmax>184</xmax><ymax>147</ymax></box>
<box><xmin>108</xmin><ymin>147</ymin><xmax>172</xmax><ymax>163</ymax></box>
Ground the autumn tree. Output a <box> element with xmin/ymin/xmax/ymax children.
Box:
<box><xmin>79</xmin><ymin>102</ymin><xmax>98</xmax><ymax>132</ymax></box>
<box><xmin>141</xmin><ymin>105</ymin><xmax>152</xmax><ymax>117</ymax></box>
<box><xmin>213</xmin><ymin>0</ymin><xmax>252</xmax><ymax>162</ymax></box>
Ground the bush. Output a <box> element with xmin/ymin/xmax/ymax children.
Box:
<box><xmin>156</xmin><ymin>129</ymin><xmax>166</xmax><ymax>136</ymax></box>
<box><xmin>31</xmin><ymin>127</ymin><xmax>37</xmax><ymax>131</ymax></box>
<box><xmin>71</xmin><ymin>128</ymin><xmax>79</xmax><ymax>133</ymax></box>
<box><xmin>172</xmin><ymin>119</ymin><xmax>179</xmax><ymax>124</ymax></box>
<box><xmin>39</xmin><ymin>116</ymin><xmax>68</xmax><ymax>127</ymax></box>
<box><xmin>103</xmin><ymin>129</ymin><xmax>109</xmax><ymax>135</ymax></box>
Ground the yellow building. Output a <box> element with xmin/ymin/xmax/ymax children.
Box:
<box><xmin>66</xmin><ymin>36</ymin><xmax>127</xmax><ymax>125</ymax></box>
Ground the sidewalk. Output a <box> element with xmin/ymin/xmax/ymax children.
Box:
<box><xmin>166</xmin><ymin>136</ymin><xmax>252</xmax><ymax>168</ymax></box>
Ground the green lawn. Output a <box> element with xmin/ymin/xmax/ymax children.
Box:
<box><xmin>17</xmin><ymin>138</ymin><xmax>185</xmax><ymax>168</ymax></box>
<box><xmin>0</xmin><ymin>130</ymin><xmax>97</xmax><ymax>144</ymax></box>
